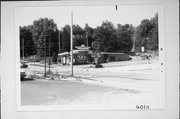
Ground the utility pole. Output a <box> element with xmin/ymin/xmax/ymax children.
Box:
<box><xmin>59</xmin><ymin>30</ymin><xmax>61</xmax><ymax>53</ymax></box>
<box><xmin>87</xmin><ymin>32</ymin><xmax>88</xmax><ymax>47</ymax></box>
<box><xmin>70</xmin><ymin>11</ymin><xmax>73</xmax><ymax>76</ymax></box>
<box><xmin>49</xmin><ymin>38</ymin><xmax>51</xmax><ymax>72</ymax></box>
<box><xmin>22</xmin><ymin>38</ymin><xmax>24</xmax><ymax>61</ymax></box>
<box><xmin>132</xmin><ymin>28</ymin><xmax>136</xmax><ymax>52</ymax></box>
<box><xmin>44</xmin><ymin>35</ymin><xmax>47</xmax><ymax>77</ymax></box>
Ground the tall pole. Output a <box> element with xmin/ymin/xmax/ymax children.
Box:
<box><xmin>49</xmin><ymin>38</ymin><xmax>50</xmax><ymax>72</ymax></box>
<box><xmin>87</xmin><ymin>32</ymin><xmax>88</xmax><ymax>47</ymax></box>
<box><xmin>70</xmin><ymin>11</ymin><xmax>73</xmax><ymax>76</ymax></box>
<box><xmin>43</xmin><ymin>21</ymin><xmax>47</xmax><ymax>77</ymax></box>
<box><xmin>59</xmin><ymin>30</ymin><xmax>61</xmax><ymax>53</ymax></box>
<box><xmin>44</xmin><ymin>35</ymin><xmax>47</xmax><ymax>76</ymax></box>
<box><xmin>22</xmin><ymin>38</ymin><xmax>24</xmax><ymax>61</ymax></box>
<box><xmin>132</xmin><ymin>28</ymin><xmax>136</xmax><ymax>52</ymax></box>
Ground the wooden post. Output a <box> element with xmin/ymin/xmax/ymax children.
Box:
<box><xmin>22</xmin><ymin>38</ymin><xmax>24</xmax><ymax>61</ymax></box>
<box><xmin>70</xmin><ymin>11</ymin><xmax>73</xmax><ymax>76</ymax></box>
<box><xmin>59</xmin><ymin>30</ymin><xmax>61</xmax><ymax>53</ymax></box>
<box><xmin>44</xmin><ymin>35</ymin><xmax>47</xmax><ymax>76</ymax></box>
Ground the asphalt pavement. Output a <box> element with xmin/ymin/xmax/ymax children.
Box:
<box><xmin>21</xmin><ymin>60</ymin><xmax>164</xmax><ymax>109</ymax></box>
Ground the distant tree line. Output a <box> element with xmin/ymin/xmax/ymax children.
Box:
<box><xmin>20</xmin><ymin>13</ymin><xmax>158</xmax><ymax>57</ymax></box>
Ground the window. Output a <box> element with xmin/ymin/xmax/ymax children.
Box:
<box><xmin>109</xmin><ymin>56</ymin><xmax>115</xmax><ymax>61</ymax></box>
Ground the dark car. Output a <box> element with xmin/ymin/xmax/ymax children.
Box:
<box><xmin>20</xmin><ymin>69</ymin><xmax>26</xmax><ymax>80</ymax></box>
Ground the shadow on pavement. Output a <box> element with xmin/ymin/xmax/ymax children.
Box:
<box><xmin>21</xmin><ymin>77</ymin><xmax>34</xmax><ymax>81</ymax></box>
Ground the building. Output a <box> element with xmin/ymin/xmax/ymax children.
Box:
<box><xmin>58</xmin><ymin>45</ymin><xmax>92</xmax><ymax>65</ymax></box>
<box><xmin>58</xmin><ymin>45</ymin><xmax>131</xmax><ymax>65</ymax></box>
<box><xmin>101</xmin><ymin>52</ymin><xmax>132</xmax><ymax>62</ymax></box>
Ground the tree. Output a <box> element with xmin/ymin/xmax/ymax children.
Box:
<box><xmin>31</xmin><ymin>18</ymin><xmax>58</xmax><ymax>56</ymax></box>
<box><xmin>50</xmin><ymin>30</ymin><xmax>59</xmax><ymax>55</ymax></box>
<box><xmin>20</xmin><ymin>25</ymin><xmax>36</xmax><ymax>57</ymax></box>
<box><xmin>135</xmin><ymin>19</ymin><xmax>153</xmax><ymax>52</ymax></box>
<box><xmin>148</xmin><ymin>13</ymin><xmax>158</xmax><ymax>51</ymax></box>
<box><xmin>116</xmin><ymin>24</ymin><xmax>134</xmax><ymax>52</ymax></box>
<box><xmin>93</xmin><ymin>21</ymin><xmax>117</xmax><ymax>52</ymax></box>
<box><xmin>134</xmin><ymin>13</ymin><xmax>158</xmax><ymax>52</ymax></box>
<box><xmin>61</xmin><ymin>25</ymin><xmax>70</xmax><ymax>52</ymax></box>
<box><xmin>73</xmin><ymin>25</ymin><xmax>86</xmax><ymax>47</ymax></box>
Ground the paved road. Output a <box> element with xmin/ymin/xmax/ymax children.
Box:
<box><xmin>21</xmin><ymin>60</ymin><xmax>163</xmax><ymax>108</ymax></box>
<box><xmin>23</xmin><ymin>60</ymin><xmax>160</xmax><ymax>93</ymax></box>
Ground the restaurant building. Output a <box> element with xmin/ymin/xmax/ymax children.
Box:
<box><xmin>58</xmin><ymin>45</ymin><xmax>131</xmax><ymax>65</ymax></box>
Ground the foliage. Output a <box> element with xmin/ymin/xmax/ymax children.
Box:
<box><xmin>134</xmin><ymin>13</ymin><xmax>158</xmax><ymax>52</ymax></box>
<box><xmin>93</xmin><ymin>21</ymin><xmax>117</xmax><ymax>52</ymax></box>
<box><xmin>20</xmin><ymin>13</ymin><xmax>158</xmax><ymax>57</ymax></box>
<box><xmin>61</xmin><ymin>25</ymin><xmax>70</xmax><ymax>52</ymax></box>
<box><xmin>31</xmin><ymin>18</ymin><xmax>58</xmax><ymax>56</ymax></box>
<box><xmin>50</xmin><ymin>30</ymin><xmax>59</xmax><ymax>55</ymax></box>
<box><xmin>73</xmin><ymin>25</ymin><xmax>86</xmax><ymax>47</ymax></box>
<box><xmin>116</xmin><ymin>24</ymin><xmax>134</xmax><ymax>52</ymax></box>
<box><xmin>20</xmin><ymin>25</ymin><xmax>36</xmax><ymax>57</ymax></box>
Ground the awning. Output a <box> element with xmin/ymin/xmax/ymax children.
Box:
<box><xmin>58</xmin><ymin>52</ymin><xmax>69</xmax><ymax>56</ymax></box>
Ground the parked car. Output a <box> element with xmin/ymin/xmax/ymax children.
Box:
<box><xmin>20</xmin><ymin>69</ymin><xmax>26</xmax><ymax>80</ymax></box>
<box><xmin>20</xmin><ymin>61</ymin><xmax>28</xmax><ymax>68</ymax></box>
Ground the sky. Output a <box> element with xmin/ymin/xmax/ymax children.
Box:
<box><xmin>16</xmin><ymin>5</ymin><xmax>161</xmax><ymax>29</ymax></box>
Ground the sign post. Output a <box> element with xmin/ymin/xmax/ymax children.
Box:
<box><xmin>91</xmin><ymin>41</ymin><xmax>103</xmax><ymax>68</ymax></box>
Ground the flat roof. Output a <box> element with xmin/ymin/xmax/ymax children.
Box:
<box><xmin>101</xmin><ymin>52</ymin><xmax>125</xmax><ymax>55</ymax></box>
<box><xmin>58</xmin><ymin>51</ymin><xmax>125</xmax><ymax>56</ymax></box>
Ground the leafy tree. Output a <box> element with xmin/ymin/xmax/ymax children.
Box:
<box><xmin>93</xmin><ymin>21</ymin><xmax>117</xmax><ymax>52</ymax></box>
<box><xmin>20</xmin><ymin>13</ymin><xmax>158</xmax><ymax>56</ymax></box>
<box><xmin>47</xmin><ymin>29</ymin><xmax>59</xmax><ymax>56</ymax></box>
<box><xmin>116</xmin><ymin>24</ymin><xmax>134</xmax><ymax>52</ymax></box>
<box><xmin>73</xmin><ymin>25</ymin><xmax>86</xmax><ymax>47</ymax></box>
<box><xmin>61</xmin><ymin>25</ymin><xmax>70</xmax><ymax>52</ymax></box>
<box><xmin>61</xmin><ymin>24</ymin><xmax>94</xmax><ymax>51</ymax></box>
<box><xmin>20</xmin><ymin>25</ymin><xmax>36</xmax><ymax>57</ymax></box>
<box><xmin>73</xmin><ymin>25</ymin><xmax>85</xmax><ymax>35</ymax></box>
<box><xmin>135</xmin><ymin>13</ymin><xmax>158</xmax><ymax>52</ymax></box>
<box><xmin>148</xmin><ymin>13</ymin><xmax>158</xmax><ymax>51</ymax></box>
<box><xmin>73</xmin><ymin>34</ymin><xmax>85</xmax><ymax>47</ymax></box>
<box><xmin>31</xmin><ymin>18</ymin><xmax>58</xmax><ymax>56</ymax></box>
<box><xmin>135</xmin><ymin>19</ymin><xmax>152</xmax><ymax>52</ymax></box>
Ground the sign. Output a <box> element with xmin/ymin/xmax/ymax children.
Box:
<box><xmin>91</xmin><ymin>41</ymin><xmax>100</xmax><ymax>50</ymax></box>
<box><xmin>141</xmin><ymin>47</ymin><xmax>145</xmax><ymax>52</ymax></box>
